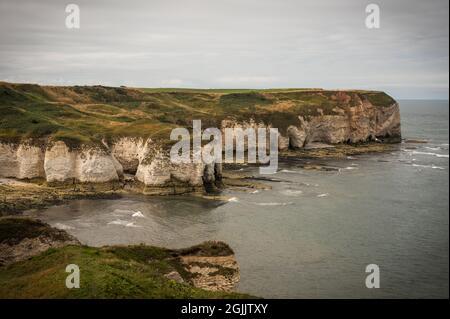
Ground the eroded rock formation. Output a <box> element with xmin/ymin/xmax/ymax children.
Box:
<box><xmin>221</xmin><ymin>93</ymin><xmax>401</xmax><ymax>150</ymax></box>
<box><xmin>0</xmin><ymin>137</ymin><xmax>222</xmax><ymax>194</ymax></box>
<box><xmin>0</xmin><ymin>84</ymin><xmax>401</xmax><ymax>191</ymax></box>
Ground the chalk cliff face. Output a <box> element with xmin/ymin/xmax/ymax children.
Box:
<box><xmin>299</xmin><ymin>98</ymin><xmax>401</xmax><ymax>145</ymax></box>
<box><xmin>0</xmin><ymin>83</ymin><xmax>401</xmax><ymax>191</ymax></box>
<box><xmin>0</xmin><ymin>95</ymin><xmax>400</xmax><ymax>187</ymax></box>
<box><xmin>111</xmin><ymin>137</ymin><xmax>217</xmax><ymax>188</ymax></box>
<box><xmin>0</xmin><ymin>104</ymin><xmax>400</xmax><ymax>187</ymax></box>
<box><xmin>221</xmin><ymin>93</ymin><xmax>401</xmax><ymax>150</ymax></box>
<box><xmin>0</xmin><ymin>137</ymin><xmax>220</xmax><ymax>192</ymax></box>
<box><xmin>134</xmin><ymin>147</ymin><xmax>205</xmax><ymax>187</ymax></box>
<box><xmin>111</xmin><ymin>137</ymin><xmax>146</xmax><ymax>173</ymax></box>
<box><xmin>0</xmin><ymin>141</ymin><xmax>124</xmax><ymax>183</ymax></box>
<box><xmin>0</xmin><ymin>143</ymin><xmax>45</xmax><ymax>179</ymax></box>
<box><xmin>44</xmin><ymin>141</ymin><xmax>123</xmax><ymax>183</ymax></box>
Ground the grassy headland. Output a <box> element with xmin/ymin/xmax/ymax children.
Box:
<box><xmin>0</xmin><ymin>218</ymin><xmax>252</xmax><ymax>298</ymax></box>
<box><xmin>0</xmin><ymin>82</ymin><xmax>396</xmax><ymax>148</ymax></box>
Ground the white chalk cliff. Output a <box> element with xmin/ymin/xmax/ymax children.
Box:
<box><xmin>0</xmin><ymin>137</ymin><xmax>220</xmax><ymax>192</ymax></box>
<box><xmin>0</xmin><ymin>95</ymin><xmax>400</xmax><ymax>190</ymax></box>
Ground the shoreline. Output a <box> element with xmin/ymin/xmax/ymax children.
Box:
<box><xmin>0</xmin><ymin>142</ymin><xmax>396</xmax><ymax>216</ymax></box>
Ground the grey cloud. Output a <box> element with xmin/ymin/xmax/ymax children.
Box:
<box><xmin>0</xmin><ymin>0</ymin><xmax>448</xmax><ymax>99</ymax></box>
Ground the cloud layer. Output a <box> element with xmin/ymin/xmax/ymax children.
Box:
<box><xmin>0</xmin><ymin>0</ymin><xmax>448</xmax><ymax>99</ymax></box>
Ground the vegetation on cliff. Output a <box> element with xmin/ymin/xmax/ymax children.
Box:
<box><xmin>0</xmin><ymin>217</ymin><xmax>75</xmax><ymax>245</ymax></box>
<box><xmin>0</xmin><ymin>82</ymin><xmax>397</xmax><ymax>148</ymax></box>
<box><xmin>0</xmin><ymin>218</ymin><xmax>251</xmax><ymax>298</ymax></box>
<box><xmin>0</xmin><ymin>246</ymin><xmax>251</xmax><ymax>298</ymax></box>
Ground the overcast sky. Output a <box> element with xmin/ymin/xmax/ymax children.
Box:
<box><xmin>0</xmin><ymin>0</ymin><xmax>448</xmax><ymax>99</ymax></box>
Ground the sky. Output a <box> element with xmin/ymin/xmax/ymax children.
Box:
<box><xmin>0</xmin><ymin>0</ymin><xmax>448</xmax><ymax>99</ymax></box>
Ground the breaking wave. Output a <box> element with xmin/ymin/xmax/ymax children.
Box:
<box><xmin>281</xmin><ymin>189</ymin><xmax>303</xmax><ymax>196</ymax></box>
<box><xmin>409</xmin><ymin>151</ymin><xmax>449</xmax><ymax>158</ymax></box>
<box><xmin>412</xmin><ymin>164</ymin><xmax>445</xmax><ymax>170</ymax></box>
<box><xmin>132</xmin><ymin>211</ymin><xmax>145</xmax><ymax>218</ymax></box>
<box><xmin>254</xmin><ymin>202</ymin><xmax>293</xmax><ymax>206</ymax></box>
<box><xmin>107</xmin><ymin>219</ymin><xmax>141</xmax><ymax>227</ymax></box>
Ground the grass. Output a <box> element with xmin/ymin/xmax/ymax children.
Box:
<box><xmin>0</xmin><ymin>243</ymin><xmax>253</xmax><ymax>299</ymax></box>
<box><xmin>0</xmin><ymin>218</ymin><xmax>250</xmax><ymax>298</ymax></box>
<box><xmin>0</xmin><ymin>82</ymin><xmax>397</xmax><ymax>149</ymax></box>
<box><xmin>138</xmin><ymin>88</ymin><xmax>325</xmax><ymax>94</ymax></box>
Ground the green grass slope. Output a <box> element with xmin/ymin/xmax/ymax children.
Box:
<box><xmin>0</xmin><ymin>218</ymin><xmax>253</xmax><ymax>298</ymax></box>
<box><xmin>0</xmin><ymin>82</ymin><xmax>396</xmax><ymax>148</ymax></box>
<box><xmin>0</xmin><ymin>245</ymin><xmax>253</xmax><ymax>298</ymax></box>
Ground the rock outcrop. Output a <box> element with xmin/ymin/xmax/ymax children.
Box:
<box><xmin>0</xmin><ymin>83</ymin><xmax>401</xmax><ymax>191</ymax></box>
<box><xmin>44</xmin><ymin>141</ymin><xmax>123</xmax><ymax>183</ymax></box>
<box><xmin>221</xmin><ymin>93</ymin><xmax>401</xmax><ymax>150</ymax></box>
<box><xmin>111</xmin><ymin>137</ymin><xmax>146</xmax><ymax>173</ymax></box>
<box><xmin>181</xmin><ymin>254</ymin><xmax>240</xmax><ymax>292</ymax></box>
<box><xmin>0</xmin><ymin>138</ymin><xmax>221</xmax><ymax>193</ymax></box>
<box><xmin>174</xmin><ymin>241</ymin><xmax>240</xmax><ymax>292</ymax></box>
<box><xmin>135</xmin><ymin>149</ymin><xmax>205</xmax><ymax>187</ymax></box>
<box><xmin>0</xmin><ymin>143</ymin><xmax>45</xmax><ymax>179</ymax></box>
<box><xmin>0</xmin><ymin>218</ymin><xmax>80</xmax><ymax>266</ymax></box>
<box><xmin>299</xmin><ymin>98</ymin><xmax>401</xmax><ymax>145</ymax></box>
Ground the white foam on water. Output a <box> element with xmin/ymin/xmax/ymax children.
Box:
<box><xmin>53</xmin><ymin>223</ymin><xmax>74</xmax><ymax>230</ymax></box>
<box><xmin>132</xmin><ymin>211</ymin><xmax>145</xmax><ymax>218</ymax></box>
<box><xmin>317</xmin><ymin>193</ymin><xmax>329</xmax><ymax>198</ymax></box>
<box><xmin>280</xmin><ymin>169</ymin><xmax>298</xmax><ymax>173</ymax></box>
<box><xmin>250</xmin><ymin>190</ymin><xmax>260</xmax><ymax>194</ymax></box>
<box><xmin>108</xmin><ymin>219</ymin><xmax>129</xmax><ymax>226</ymax></box>
<box><xmin>281</xmin><ymin>189</ymin><xmax>303</xmax><ymax>196</ymax></box>
<box><xmin>412</xmin><ymin>164</ymin><xmax>445</xmax><ymax>170</ymax></box>
<box><xmin>255</xmin><ymin>202</ymin><xmax>293</xmax><ymax>206</ymax></box>
<box><xmin>298</xmin><ymin>182</ymin><xmax>319</xmax><ymax>187</ymax></box>
<box><xmin>410</xmin><ymin>151</ymin><xmax>449</xmax><ymax>158</ymax></box>
<box><xmin>125</xmin><ymin>222</ymin><xmax>141</xmax><ymax>228</ymax></box>
<box><xmin>344</xmin><ymin>166</ymin><xmax>358</xmax><ymax>170</ymax></box>
<box><xmin>108</xmin><ymin>219</ymin><xmax>142</xmax><ymax>227</ymax></box>
<box><xmin>228</xmin><ymin>197</ymin><xmax>239</xmax><ymax>202</ymax></box>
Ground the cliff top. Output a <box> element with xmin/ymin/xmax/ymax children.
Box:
<box><xmin>0</xmin><ymin>218</ymin><xmax>251</xmax><ymax>298</ymax></box>
<box><xmin>0</xmin><ymin>82</ymin><xmax>396</xmax><ymax>148</ymax></box>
